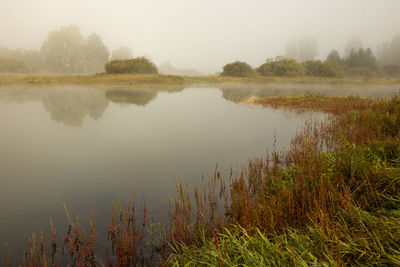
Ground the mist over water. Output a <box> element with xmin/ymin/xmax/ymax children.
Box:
<box><xmin>0</xmin><ymin>86</ymin><xmax>325</xmax><ymax>260</ymax></box>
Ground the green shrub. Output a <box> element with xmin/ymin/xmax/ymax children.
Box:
<box><xmin>303</xmin><ymin>60</ymin><xmax>344</xmax><ymax>77</ymax></box>
<box><xmin>256</xmin><ymin>57</ymin><xmax>304</xmax><ymax>77</ymax></box>
<box><xmin>221</xmin><ymin>61</ymin><xmax>256</xmax><ymax>77</ymax></box>
<box><xmin>345</xmin><ymin>67</ymin><xmax>378</xmax><ymax>77</ymax></box>
<box><xmin>0</xmin><ymin>56</ymin><xmax>32</xmax><ymax>73</ymax></box>
<box><xmin>105</xmin><ymin>57</ymin><xmax>158</xmax><ymax>74</ymax></box>
<box><xmin>345</xmin><ymin>48</ymin><xmax>377</xmax><ymax>70</ymax></box>
<box><xmin>382</xmin><ymin>65</ymin><xmax>400</xmax><ymax>77</ymax></box>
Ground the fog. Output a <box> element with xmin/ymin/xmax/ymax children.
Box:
<box><xmin>1</xmin><ymin>0</ymin><xmax>399</xmax><ymax>74</ymax></box>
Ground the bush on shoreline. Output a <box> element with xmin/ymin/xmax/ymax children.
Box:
<box><xmin>105</xmin><ymin>57</ymin><xmax>158</xmax><ymax>74</ymax></box>
<box><xmin>221</xmin><ymin>61</ymin><xmax>256</xmax><ymax>77</ymax></box>
<box><xmin>256</xmin><ymin>57</ymin><xmax>304</xmax><ymax>77</ymax></box>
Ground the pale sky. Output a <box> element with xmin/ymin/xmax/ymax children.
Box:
<box><xmin>0</xmin><ymin>0</ymin><xmax>399</xmax><ymax>73</ymax></box>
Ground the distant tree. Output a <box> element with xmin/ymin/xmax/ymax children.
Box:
<box><xmin>0</xmin><ymin>47</ymin><xmax>42</xmax><ymax>72</ymax></box>
<box><xmin>221</xmin><ymin>61</ymin><xmax>256</xmax><ymax>77</ymax></box>
<box><xmin>0</xmin><ymin>56</ymin><xmax>32</xmax><ymax>73</ymax></box>
<box><xmin>297</xmin><ymin>37</ymin><xmax>318</xmax><ymax>62</ymax></box>
<box><xmin>382</xmin><ymin>65</ymin><xmax>400</xmax><ymax>77</ymax></box>
<box><xmin>391</xmin><ymin>33</ymin><xmax>400</xmax><ymax>65</ymax></box>
<box><xmin>345</xmin><ymin>36</ymin><xmax>363</xmax><ymax>57</ymax></box>
<box><xmin>41</xmin><ymin>25</ymin><xmax>85</xmax><ymax>73</ymax></box>
<box><xmin>285</xmin><ymin>39</ymin><xmax>298</xmax><ymax>60</ymax></box>
<box><xmin>111</xmin><ymin>46</ymin><xmax>133</xmax><ymax>60</ymax></box>
<box><xmin>257</xmin><ymin>57</ymin><xmax>304</xmax><ymax>77</ymax></box>
<box><xmin>377</xmin><ymin>42</ymin><xmax>395</xmax><ymax>67</ymax></box>
<box><xmin>326</xmin><ymin>50</ymin><xmax>343</xmax><ymax>65</ymax></box>
<box><xmin>377</xmin><ymin>33</ymin><xmax>400</xmax><ymax>67</ymax></box>
<box><xmin>285</xmin><ymin>37</ymin><xmax>318</xmax><ymax>62</ymax></box>
<box><xmin>105</xmin><ymin>57</ymin><xmax>158</xmax><ymax>74</ymax></box>
<box><xmin>303</xmin><ymin>60</ymin><xmax>343</xmax><ymax>77</ymax></box>
<box><xmin>345</xmin><ymin>48</ymin><xmax>377</xmax><ymax>70</ymax></box>
<box><xmin>84</xmin><ymin>33</ymin><xmax>109</xmax><ymax>73</ymax></box>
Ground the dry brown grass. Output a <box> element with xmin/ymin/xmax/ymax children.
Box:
<box><xmin>250</xmin><ymin>94</ymin><xmax>379</xmax><ymax>114</ymax></box>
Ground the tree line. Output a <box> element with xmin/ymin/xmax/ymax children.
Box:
<box><xmin>0</xmin><ymin>25</ymin><xmax>138</xmax><ymax>74</ymax></box>
<box><xmin>1</xmin><ymin>28</ymin><xmax>400</xmax><ymax>77</ymax></box>
<box><xmin>222</xmin><ymin>35</ymin><xmax>400</xmax><ymax>78</ymax></box>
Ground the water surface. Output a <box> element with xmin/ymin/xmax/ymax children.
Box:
<box><xmin>0</xmin><ymin>83</ymin><xmax>396</xmax><ymax>260</ymax></box>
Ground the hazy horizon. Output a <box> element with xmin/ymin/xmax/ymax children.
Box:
<box><xmin>1</xmin><ymin>0</ymin><xmax>400</xmax><ymax>74</ymax></box>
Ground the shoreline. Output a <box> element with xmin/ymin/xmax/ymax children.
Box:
<box><xmin>0</xmin><ymin>73</ymin><xmax>399</xmax><ymax>86</ymax></box>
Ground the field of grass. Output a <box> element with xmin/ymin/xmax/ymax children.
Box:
<box><xmin>0</xmin><ymin>73</ymin><xmax>399</xmax><ymax>86</ymax></box>
<box><xmin>5</xmin><ymin>94</ymin><xmax>400</xmax><ymax>266</ymax></box>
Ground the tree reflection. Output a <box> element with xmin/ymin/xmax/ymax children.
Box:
<box><xmin>0</xmin><ymin>85</ymin><xmax>185</xmax><ymax>127</ymax></box>
<box><xmin>41</xmin><ymin>88</ymin><xmax>109</xmax><ymax>127</ymax></box>
<box><xmin>105</xmin><ymin>90</ymin><xmax>157</xmax><ymax>106</ymax></box>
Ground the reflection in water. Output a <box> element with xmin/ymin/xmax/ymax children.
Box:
<box><xmin>1</xmin><ymin>83</ymin><xmax>397</xmax><ymax>127</ymax></box>
<box><xmin>42</xmin><ymin>88</ymin><xmax>109</xmax><ymax>127</ymax></box>
<box><xmin>0</xmin><ymin>85</ymin><xmax>184</xmax><ymax>127</ymax></box>
<box><xmin>106</xmin><ymin>90</ymin><xmax>157</xmax><ymax>106</ymax></box>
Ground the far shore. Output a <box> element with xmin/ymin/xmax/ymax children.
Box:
<box><xmin>0</xmin><ymin>73</ymin><xmax>399</xmax><ymax>86</ymax></box>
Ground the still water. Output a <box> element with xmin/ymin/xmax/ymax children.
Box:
<box><xmin>0</xmin><ymin>84</ymin><xmax>397</xmax><ymax>260</ymax></box>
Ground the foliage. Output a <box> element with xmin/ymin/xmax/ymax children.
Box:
<box><xmin>105</xmin><ymin>57</ymin><xmax>158</xmax><ymax>74</ymax></box>
<box><xmin>326</xmin><ymin>49</ymin><xmax>344</xmax><ymax>66</ymax></box>
<box><xmin>41</xmin><ymin>25</ymin><xmax>86</xmax><ymax>73</ymax></box>
<box><xmin>168</xmin><ymin>211</ymin><xmax>400</xmax><ymax>267</ymax></box>
<box><xmin>0</xmin><ymin>47</ymin><xmax>42</xmax><ymax>72</ymax></box>
<box><xmin>40</xmin><ymin>25</ymin><xmax>110</xmax><ymax>74</ymax></box>
<box><xmin>345</xmin><ymin>48</ymin><xmax>377</xmax><ymax>70</ymax></box>
<box><xmin>84</xmin><ymin>33</ymin><xmax>110</xmax><ymax>73</ymax></box>
<box><xmin>257</xmin><ymin>57</ymin><xmax>304</xmax><ymax>77</ymax></box>
<box><xmin>383</xmin><ymin>65</ymin><xmax>400</xmax><ymax>77</ymax></box>
<box><xmin>345</xmin><ymin>67</ymin><xmax>377</xmax><ymax>77</ymax></box>
<box><xmin>0</xmin><ymin>56</ymin><xmax>32</xmax><ymax>73</ymax></box>
<box><xmin>221</xmin><ymin>61</ymin><xmax>256</xmax><ymax>77</ymax></box>
<box><xmin>303</xmin><ymin>60</ymin><xmax>344</xmax><ymax>77</ymax></box>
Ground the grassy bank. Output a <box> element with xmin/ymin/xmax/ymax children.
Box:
<box><xmin>7</xmin><ymin>95</ymin><xmax>400</xmax><ymax>266</ymax></box>
<box><xmin>167</xmin><ymin>95</ymin><xmax>400</xmax><ymax>266</ymax></box>
<box><xmin>0</xmin><ymin>73</ymin><xmax>399</xmax><ymax>86</ymax></box>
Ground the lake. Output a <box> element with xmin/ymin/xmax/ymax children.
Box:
<box><xmin>0</xmin><ymin>83</ymin><xmax>398</xmax><ymax>261</ymax></box>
